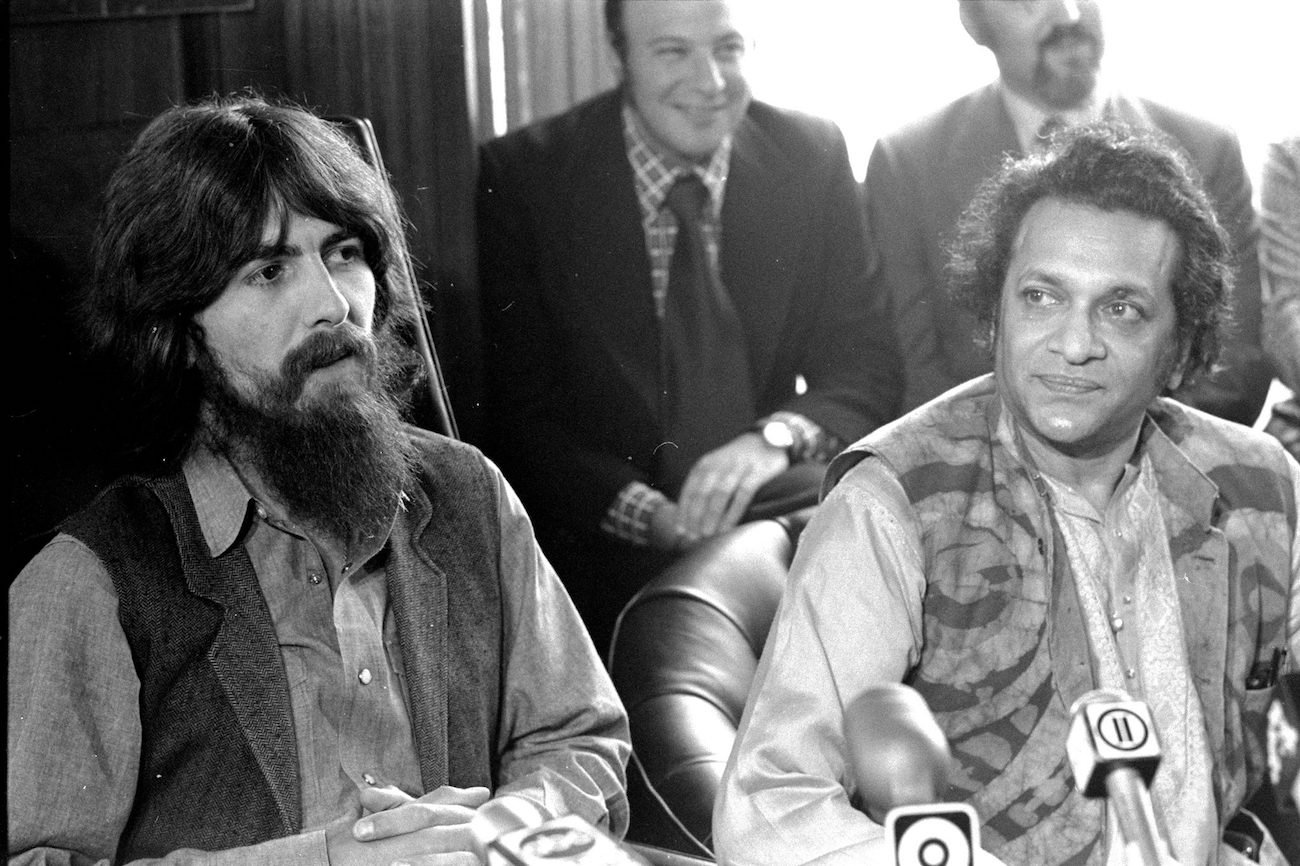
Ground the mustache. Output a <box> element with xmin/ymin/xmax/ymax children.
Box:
<box><xmin>281</xmin><ymin>326</ymin><xmax>377</xmax><ymax>393</ymax></box>
<box><xmin>1041</xmin><ymin>21</ymin><xmax>1099</xmax><ymax>51</ymax></box>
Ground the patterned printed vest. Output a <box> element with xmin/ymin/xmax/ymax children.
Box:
<box><xmin>62</xmin><ymin>429</ymin><xmax>504</xmax><ymax>861</ymax></box>
<box><xmin>827</xmin><ymin>377</ymin><xmax>1295</xmax><ymax>865</ymax></box>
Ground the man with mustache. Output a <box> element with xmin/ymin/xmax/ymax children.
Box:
<box><xmin>864</xmin><ymin>0</ymin><xmax>1270</xmax><ymax>426</ymax></box>
<box><xmin>716</xmin><ymin>125</ymin><xmax>1299</xmax><ymax>865</ymax></box>
<box><xmin>8</xmin><ymin>95</ymin><xmax>630</xmax><ymax>864</ymax></box>
<box><xmin>477</xmin><ymin>0</ymin><xmax>902</xmax><ymax>653</ymax></box>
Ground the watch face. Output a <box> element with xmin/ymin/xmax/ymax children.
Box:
<box><xmin>763</xmin><ymin>421</ymin><xmax>795</xmax><ymax>450</ymax></box>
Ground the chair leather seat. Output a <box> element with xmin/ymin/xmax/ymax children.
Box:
<box><xmin>608</xmin><ymin>514</ymin><xmax>808</xmax><ymax>855</ymax></box>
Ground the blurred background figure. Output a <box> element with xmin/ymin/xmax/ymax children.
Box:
<box><xmin>863</xmin><ymin>0</ymin><xmax>1271</xmax><ymax>424</ymax></box>
<box><xmin>1261</xmin><ymin>137</ymin><xmax>1300</xmax><ymax>460</ymax></box>
<box><xmin>476</xmin><ymin>0</ymin><xmax>901</xmax><ymax>653</ymax></box>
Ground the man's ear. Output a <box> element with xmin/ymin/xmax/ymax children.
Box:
<box><xmin>605</xmin><ymin>38</ymin><xmax>626</xmax><ymax>84</ymax></box>
<box><xmin>1163</xmin><ymin>341</ymin><xmax>1192</xmax><ymax>393</ymax></box>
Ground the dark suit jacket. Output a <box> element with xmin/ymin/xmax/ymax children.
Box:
<box><xmin>477</xmin><ymin>89</ymin><xmax>901</xmax><ymax>552</ymax></box>
<box><xmin>865</xmin><ymin>83</ymin><xmax>1269</xmax><ymax>424</ymax></box>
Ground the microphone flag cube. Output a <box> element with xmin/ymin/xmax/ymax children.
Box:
<box><xmin>886</xmin><ymin>802</ymin><xmax>979</xmax><ymax>866</ymax></box>
<box><xmin>1066</xmin><ymin>695</ymin><xmax>1161</xmax><ymax>798</ymax></box>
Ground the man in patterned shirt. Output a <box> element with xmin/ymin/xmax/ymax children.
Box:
<box><xmin>717</xmin><ymin>123</ymin><xmax>1299</xmax><ymax>865</ymax></box>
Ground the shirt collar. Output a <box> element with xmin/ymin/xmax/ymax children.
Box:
<box><xmin>998</xmin><ymin>78</ymin><xmax>1110</xmax><ymax>153</ymax></box>
<box><xmin>181</xmin><ymin>442</ymin><xmax>410</xmax><ymax>562</ymax></box>
<box><xmin>622</xmin><ymin>103</ymin><xmax>732</xmax><ymax>218</ymax></box>
<box><xmin>182</xmin><ymin>443</ymin><xmax>259</xmax><ymax>558</ymax></box>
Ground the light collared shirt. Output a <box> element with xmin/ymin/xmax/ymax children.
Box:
<box><xmin>1041</xmin><ymin>452</ymin><xmax>1216</xmax><ymax>866</ymax></box>
<box><xmin>182</xmin><ymin>446</ymin><xmax>425</xmax><ymax>827</ymax></box>
<box><xmin>999</xmin><ymin>79</ymin><xmax>1108</xmax><ymax>153</ymax></box>
<box><xmin>9</xmin><ymin>444</ymin><xmax>630</xmax><ymax>865</ymax></box>
<box><xmin>715</xmin><ymin>409</ymin><xmax>1300</xmax><ymax>865</ymax></box>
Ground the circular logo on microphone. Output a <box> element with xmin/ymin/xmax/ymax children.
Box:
<box><xmin>518</xmin><ymin>825</ymin><xmax>597</xmax><ymax>858</ymax></box>
<box><xmin>889</xmin><ymin>805</ymin><xmax>977</xmax><ymax>866</ymax></box>
<box><xmin>1095</xmin><ymin>707</ymin><xmax>1150</xmax><ymax>752</ymax></box>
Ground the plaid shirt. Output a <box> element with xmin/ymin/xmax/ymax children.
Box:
<box><xmin>623</xmin><ymin>104</ymin><xmax>731</xmax><ymax>319</ymax></box>
<box><xmin>602</xmin><ymin>105</ymin><xmax>837</xmax><ymax>546</ymax></box>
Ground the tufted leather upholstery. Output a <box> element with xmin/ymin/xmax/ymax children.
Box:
<box><xmin>607</xmin><ymin>512</ymin><xmax>811</xmax><ymax>857</ymax></box>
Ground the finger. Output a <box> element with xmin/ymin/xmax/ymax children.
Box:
<box><xmin>360</xmin><ymin>783</ymin><xmax>416</xmax><ymax>814</ymax></box>
<box><xmin>415</xmin><ymin>785</ymin><xmax>491</xmax><ymax>809</ymax></box>
<box><xmin>718</xmin><ymin>470</ymin><xmax>763</xmax><ymax>532</ymax></box>
<box><xmin>354</xmin><ymin>802</ymin><xmax>479</xmax><ymax>841</ymax></box>
<box><xmin>675</xmin><ymin>465</ymin><xmax>712</xmax><ymax>535</ymax></box>
<box><xmin>694</xmin><ymin>474</ymin><xmax>741</xmax><ymax>538</ymax></box>
<box><xmin>390</xmin><ymin>854</ymin><xmax>480</xmax><ymax>866</ymax></box>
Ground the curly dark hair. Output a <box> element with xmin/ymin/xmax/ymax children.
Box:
<box><xmin>946</xmin><ymin>121</ymin><xmax>1233</xmax><ymax>384</ymax></box>
<box><xmin>83</xmin><ymin>93</ymin><xmax>422</xmax><ymax>473</ymax></box>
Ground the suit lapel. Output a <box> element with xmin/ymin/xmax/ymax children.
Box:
<box><xmin>562</xmin><ymin>95</ymin><xmax>663</xmax><ymax>420</ymax></box>
<box><xmin>721</xmin><ymin>110</ymin><xmax>798</xmax><ymax>385</ymax></box>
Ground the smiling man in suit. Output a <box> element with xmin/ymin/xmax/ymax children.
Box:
<box><xmin>865</xmin><ymin>0</ymin><xmax>1269</xmax><ymax>424</ymax></box>
<box><xmin>477</xmin><ymin>0</ymin><xmax>902</xmax><ymax>651</ymax></box>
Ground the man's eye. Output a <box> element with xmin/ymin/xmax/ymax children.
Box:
<box><xmin>1106</xmin><ymin>301</ymin><xmax>1142</xmax><ymax>320</ymax></box>
<box><xmin>1023</xmin><ymin>288</ymin><xmax>1050</xmax><ymax>305</ymax></box>
<box><xmin>248</xmin><ymin>263</ymin><xmax>284</xmax><ymax>285</ymax></box>
<box><xmin>331</xmin><ymin>242</ymin><xmax>365</xmax><ymax>264</ymax></box>
<box><xmin>716</xmin><ymin>40</ymin><xmax>745</xmax><ymax>61</ymax></box>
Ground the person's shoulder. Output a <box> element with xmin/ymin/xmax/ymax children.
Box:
<box><xmin>1150</xmin><ymin>397</ymin><xmax>1296</xmax><ymax>475</ymax></box>
<box><xmin>482</xmin><ymin>89</ymin><xmax>621</xmax><ymax>162</ymax></box>
<box><xmin>744</xmin><ymin>98</ymin><xmax>840</xmax><ymax>142</ymax></box>
<box><xmin>828</xmin><ymin>376</ymin><xmax>998</xmax><ymax>488</ymax></box>
<box><xmin>403</xmin><ymin>425</ymin><xmax>494</xmax><ymax>476</ymax></box>
<box><xmin>1131</xmin><ymin>95</ymin><xmax>1237</xmax><ymax>148</ymax></box>
<box><xmin>875</xmin><ymin>84</ymin><xmax>999</xmax><ymax>154</ymax></box>
<box><xmin>12</xmin><ymin>531</ymin><xmax>115</xmax><ymax>606</ymax></box>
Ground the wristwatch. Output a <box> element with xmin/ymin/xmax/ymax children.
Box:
<box><xmin>757</xmin><ymin>418</ymin><xmax>796</xmax><ymax>455</ymax></box>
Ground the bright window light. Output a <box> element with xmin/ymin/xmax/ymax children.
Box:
<box><xmin>743</xmin><ymin>1</ymin><xmax>1300</xmax><ymax>186</ymax></box>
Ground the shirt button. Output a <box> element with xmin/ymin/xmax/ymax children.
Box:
<box><xmin>358</xmin><ymin>668</ymin><xmax>373</xmax><ymax>686</ymax></box>
<box><xmin>1110</xmin><ymin>616</ymin><xmax>1124</xmax><ymax>632</ymax></box>
<box><xmin>255</xmin><ymin>504</ymin><xmax>268</xmax><ymax>520</ymax></box>
<box><xmin>308</xmin><ymin>571</ymin><xmax>323</xmax><ymax>586</ymax></box>
<box><xmin>1125</xmin><ymin>668</ymin><xmax>1137</xmax><ymax>679</ymax></box>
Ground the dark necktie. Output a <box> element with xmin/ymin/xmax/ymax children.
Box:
<box><xmin>657</xmin><ymin>173</ymin><xmax>755</xmax><ymax>495</ymax></box>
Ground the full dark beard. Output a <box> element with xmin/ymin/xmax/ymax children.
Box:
<box><xmin>199</xmin><ymin>326</ymin><xmax>418</xmax><ymax>547</ymax></box>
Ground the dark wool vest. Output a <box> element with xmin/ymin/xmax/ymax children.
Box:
<box><xmin>827</xmin><ymin>377</ymin><xmax>1296</xmax><ymax>865</ymax></box>
<box><xmin>62</xmin><ymin>429</ymin><xmax>504</xmax><ymax>861</ymax></box>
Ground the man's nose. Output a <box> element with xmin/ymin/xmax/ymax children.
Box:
<box><xmin>1050</xmin><ymin>307</ymin><xmax>1106</xmax><ymax>363</ymax></box>
<box><xmin>688</xmin><ymin>51</ymin><xmax>726</xmax><ymax>93</ymax></box>
<box><xmin>306</xmin><ymin>258</ymin><xmax>350</xmax><ymax>327</ymax></box>
<box><xmin>1041</xmin><ymin>0</ymin><xmax>1084</xmax><ymax>28</ymax></box>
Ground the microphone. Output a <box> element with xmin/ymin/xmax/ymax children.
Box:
<box><xmin>1266</xmin><ymin>672</ymin><xmax>1300</xmax><ymax>817</ymax></box>
<box><xmin>1066</xmin><ymin>688</ymin><xmax>1171</xmax><ymax>866</ymax></box>
<box><xmin>845</xmin><ymin>684</ymin><xmax>980</xmax><ymax>866</ymax></box>
<box><xmin>471</xmin><ymin>796</ymin><xmax>652</xmax><ymax>865</ymax></box>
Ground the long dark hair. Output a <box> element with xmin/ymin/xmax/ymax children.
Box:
<box><xmin>84</xmin><ymin>94</ymin><xmax>421</xmax><ymax>473</ymax></box>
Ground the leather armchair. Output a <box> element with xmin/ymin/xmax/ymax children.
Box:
<box><xmin>607</xmin><ymin>512</ymin><xmax>810</xmax><ymax>857</ymax></box>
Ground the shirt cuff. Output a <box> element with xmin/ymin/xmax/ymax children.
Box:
<box><xmin>600</xmin><ymin>482</ymin><xmax>669</xmax><ymax>547</ymax></box>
